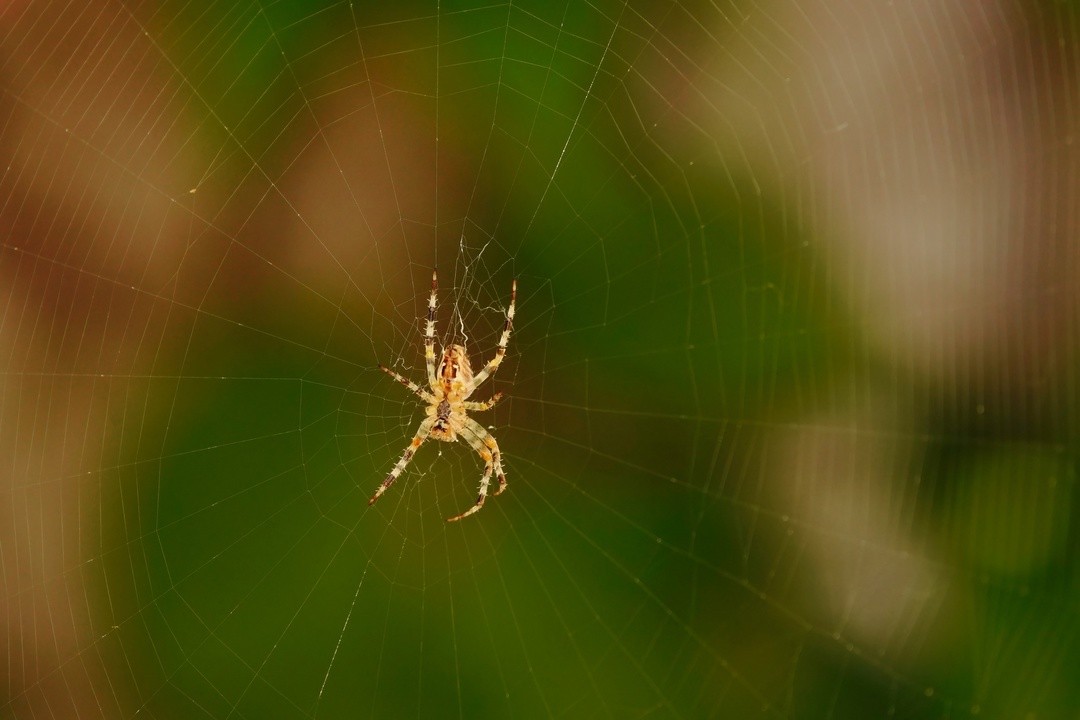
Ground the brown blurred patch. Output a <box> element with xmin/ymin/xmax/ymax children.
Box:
<box><xmin>1</xmin><ymin>1</ymin><xmax>197</xmax><ymax>714</ymax></box>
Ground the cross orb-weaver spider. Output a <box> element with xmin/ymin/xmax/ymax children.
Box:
<box><xmin>370</xmin><ymin>269</ymin><xmax>516</xmax><ymax>522</ymax></box>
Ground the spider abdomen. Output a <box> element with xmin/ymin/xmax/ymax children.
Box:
<box><xmin>436</xmin><ymin>399</ymin><xmax>451</xmax><ymax>421</ymax></box>
<box><xmin>430</xmin><ymin>398</ymin><xmax>458</xmax><ymax>441</ymax></box>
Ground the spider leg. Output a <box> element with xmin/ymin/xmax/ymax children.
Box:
<box><xmin>464</xmin><ymin>417</ymin><xmax>507</xmax><ymax>498</ymax></box>
<box><xmin>446</xmin><ymin>431</ymin><xmax>493</xmax><ymax>523</ymax></box>
<box><xmin>379</xmin><ymin>365</ymin><xmax>435</xmax><ymax>403</ymax></box>
<box><xmin>425</xmin><ymin>269</ymin><xmax>438</xmax><ymax>388</ymax></box>
<box><xmin>446</xmin><ymin>418</ymin><xmax>507</xmax><ymax>522</ymax></box>
<box><xmin>370</xmin><ymin>417</ymin><xmax>435</xmax><ymax>506</ymax></box>
<box><xmin>467</xmin><ymin>278</ymin><xmax>516</xmax><ymax>392</ymax></box>
<box><xmin>464</xmin><ymin>392</ymin><xmax>504</xmax><ymax>412</ymax></box>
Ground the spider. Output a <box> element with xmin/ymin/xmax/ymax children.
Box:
<box><xmin>370</xmin><ymin>269</ymin><xmax>516</xmax><ymax>522</ymax></box>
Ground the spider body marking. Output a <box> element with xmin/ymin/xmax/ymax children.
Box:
<box><xmin>427</xmin><ymin>344</ymin><xmax>470</xmax><ymax>441</ymax></box>
<box><xmin>371</xmin><ymin>270</ymin><xmax>516</xmax><ymax>522</ymax></box>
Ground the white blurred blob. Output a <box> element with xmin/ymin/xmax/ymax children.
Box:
<box><xmin>774</xmin><ymin>398</ymin><xmax>944</xmax><ymax>658</ymax></box>
<box><xmin>684</xmin><ymin>0</ymin><xmax>1077</xmax><ymax>391</ymax></box>
<box><xmin>779</xmin><ymin>0</ymin><xmax>1031</xmax><ymax>383</ymax></box>
<box><xmin>654</xmin><ymin>0</ymin><xmax>1077</xmax><ymax>659</ymax></box>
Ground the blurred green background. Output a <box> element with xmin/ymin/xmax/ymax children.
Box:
<box><xmin>2</xmin><ymin>0</ymin><xmax>1078</xmax><ymax>718</ymax></box>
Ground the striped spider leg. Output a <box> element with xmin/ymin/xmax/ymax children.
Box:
<box><xmin>370</xmin><ymin>271</ymin><xmax>517</xmax><ymax>521</ymax></box>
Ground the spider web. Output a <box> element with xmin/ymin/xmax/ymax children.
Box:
<box><xmin>2</xmin><ymin>0</ymin><xmax>1079</xmax><ymax>717</ymax></box>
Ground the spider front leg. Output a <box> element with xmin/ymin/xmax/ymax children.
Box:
<box><xmin>446</xmin><ymin>418</ymin><xmax>507</xmax><ymax>522</ymax></box>
<box><xmin>425</xmin><ymin>269</ymin><xmax>439</xmax><ymax>388</ymax></box>
<box><xmin>466</xmin><ymin>278</ymin><xmax>516</xmax><ymax>392</ymax></box>
<box><xmin>370</xmin><ymin>417</ymin><xmax>435</xmax><ymax>506</ymax></box>
<box><xmin>464</xmin><ymin>392</ymin><xmax>504</xmax><ymax>412</ymax></box>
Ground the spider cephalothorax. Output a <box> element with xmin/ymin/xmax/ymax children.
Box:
<box><xmin>438</xmin><ymin>344</ymin><xmax>473</xmax><ymax>390</ymax></box>
<box><xmin>371</xmin><ymin>270</ymin><xmax>516</xmax><ymax>522</ymax></box>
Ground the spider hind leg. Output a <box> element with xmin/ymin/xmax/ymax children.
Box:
<box><xmin>446</xmin><ymin>419</ymin><xmax>506</xmax><ymax>522</ymax></box>
<box><xmin>445</xmin><ymin>458</ymin><xmax>492</xmax><ymax>522</ymax></box>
